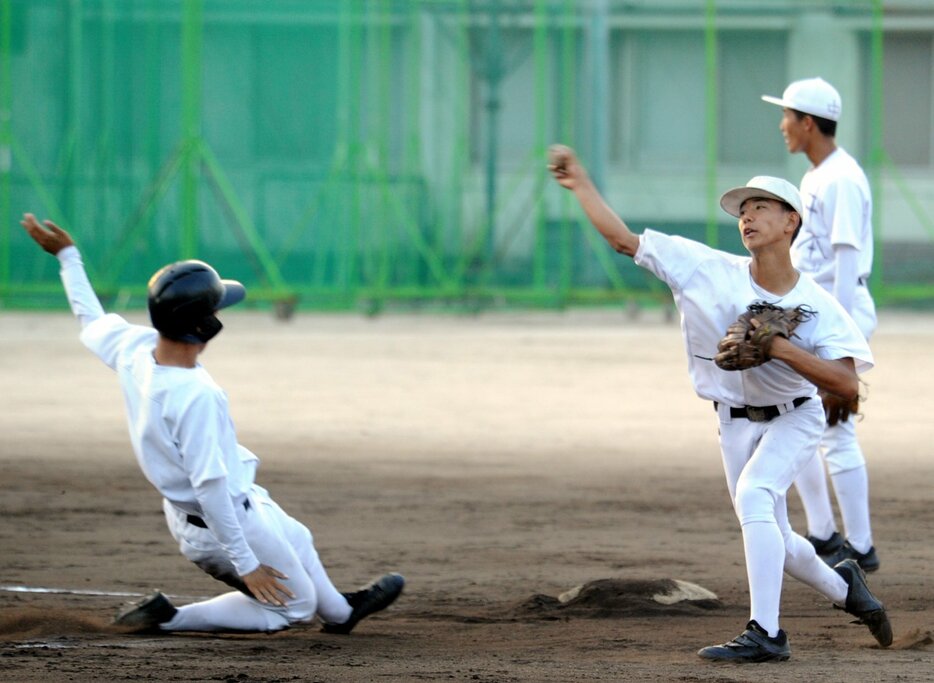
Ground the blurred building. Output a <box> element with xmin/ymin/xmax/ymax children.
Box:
<box><xmin>3</xmin><ymin>0</ymin><xmax>933</xmax><ymax>311</ymax></box>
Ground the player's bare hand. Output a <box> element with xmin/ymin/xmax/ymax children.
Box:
<box><xmin>819</xmin><ymin>389</ymin><xmax>859</xmax><ymax>426</ymax></box>
<box><xmin>21</xmin><ymin>214</ymin><xmax>75</xmax><ymax>255</ymax></box>
<box><xmin>242</xmin><ymin>564</ymin><xmax>295</xmax><ymax>607</ymax></box>
<box><xmin>547</xmin><ymin>144</ymin><xmax>587</xmax><ymax>190</ymax></box>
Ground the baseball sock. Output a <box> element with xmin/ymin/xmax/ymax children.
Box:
<box><xmin>742</xmin><ymin>521</ymin><xmax>784</xmax><ymax>637</ymax></box>
<box><xmin>783</xmin><ymin>531</ymin><xmax>848</xmax><ymax>605</ymax></box>
<box><xmin>831</xmin><ymin>465</ymin><xmax>873</xmax><ymax>553</ymax></box>
<box><xmin>307</xmin><ymin>560</ymin><xmax>353</xmax><ymax>624</ymax></box>
<box><xmin>793</xmin><ymin>452</ymin><xmax>837</xmax><ymax>541</ymax></box>
<box><xmin>162</xmin><ymin>591</ymin><xmax>291</xmax><ymax>632</ymax></box>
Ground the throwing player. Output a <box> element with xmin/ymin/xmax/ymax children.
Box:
<box><xmin>547</xmin><ymin>147</ymin><xmax>891</xmax><ymax>662</ymax></box>
<box><xmin>762</xmin><ymin>77</ymin><xmax>880</xmax><ymax>572</ymax></box>
<box><xmin>22</xmin><ymin>214</ymin><xmax>404</xmax><ymax>635</ymax></box>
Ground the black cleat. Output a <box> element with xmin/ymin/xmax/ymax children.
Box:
<box><xmin>113</xmin><ymin>590</ymin><xmax>178</xmax><ymax>631</ymax></box>
<box><xmin>834</xmin><ymin>558</ymin><xmax>892</xmax><ymax>647</ymax></box>
<box><xmin>826</xmin><ymin>541</ymin><xmax>880</xmax><ymax>573</ymax></box>
<box><xmin>807</xmin><ymin>531</ymin><xmax>845</xmax><ymax>557</ymax></box>
<box><xmin>321</xmin><ymin>573</ymin><xmax>405</xmax><ymax>635</ymax></box>
<box><xmin>697</xmin><ymin>620</ymin><xmax>791</xmax><ymax>663</ymax></box>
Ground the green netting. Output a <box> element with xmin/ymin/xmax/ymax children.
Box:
<box><xmin>1</xmin><ymin>0</ymin><xmax>931</xmax><ymax>314</ymax></box>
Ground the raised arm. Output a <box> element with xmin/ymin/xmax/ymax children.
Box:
<box><xmin>22</xmin><ymin>214</ymin><xmax>105</xmax><ymax>328</ymax></box>
<box><xmin>547</xmin><ymin>145</ymin><xmax>641</xmax><ymax>258</ymax></box>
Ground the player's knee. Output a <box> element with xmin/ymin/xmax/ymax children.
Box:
<box><xmin>284</xmin><ymin>517</ymin><xmax>315</xmax><ymax>552</ymax></box>
<box><xmin>281</xmin><ymin>582</ymin><xmax>318</xmax><ymax>623</ymax></box>
<box><xmin>782</xmin><ymin>531</ymin><xmax>814</xmax><ymax>564</ymax></box>
<box><xmin>283</xmin><ymin>597</ymin><xmax>317</xmax><ymax>624</ymax></box>
<box><xmin>824</xmin><ymin>450</ymin><xmax>866</xmax><ymax>476</ymax></box>
<box><xmin>734</xmin><ymin>484</ymin><xmax>778</xmax><ymax>524</ymax></box>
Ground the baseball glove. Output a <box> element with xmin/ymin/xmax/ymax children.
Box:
<box><xmin>714</xmin><ymin>302</ymin><xmax>815</xmax><ymax>371</ymax></box>
<box><xmin>820</xmin><ymin>390</ymin><xmax>860</xmax><ymax>426</ymax></box>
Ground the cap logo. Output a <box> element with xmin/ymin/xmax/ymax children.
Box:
<box><xmin>827</xmin><ymin>100</ymin><xmax>840</xmax><ymax>118</ymax></box>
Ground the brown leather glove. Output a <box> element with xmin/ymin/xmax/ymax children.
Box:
<box><xmin>715</xmin><ymin>302</ymin><xmax>815</xmax><ymax>371</ymax></box>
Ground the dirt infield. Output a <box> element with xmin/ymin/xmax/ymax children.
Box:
<box><xmin>1</xmin><ymin>310</ymin><xmax>932</xmax><ymax>682</ymax></box>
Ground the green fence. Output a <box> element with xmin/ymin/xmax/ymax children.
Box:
<box><xmin>2</xmin><ymin>0</ymin><xmax>931</xmax><ymax>314</ymax></box>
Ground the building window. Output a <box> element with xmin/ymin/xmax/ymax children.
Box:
<box><xmin>623</xmin><ymin>30</ymin><xmax>707</xmax><ymax>169</ymax></box>
<box><xmin>716</xmin><ymin>31</ymin><xmax>788</xmax><ymax>166</ymax></box>
<box><xmin>881</xmin><ymin>32</ymin><xmax>933</xmax><ymax>167</ymax></box>
<box><xmin>469</xmin><ymin>26</ymin><xmax>537</xmax><ymax>165</ymax></box>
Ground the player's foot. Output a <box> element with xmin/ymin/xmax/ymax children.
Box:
<box><xmin>806</xmin><ymin>530</ymin><xmax>845</xmax><ymax>557</ymax></box>
<box><xmin>833</xmin><ymin>558</ymin><xmax>892</xmax><ymax>647</ymax></box>
<box><xmin>697</xmin><ymin>620</ymin><xmax>790</xmax><ymax>662</ymax></box>
<box><xmin>113</xmin><ymin>590</ymin><xmax>178</xmax><ymax>631</ymax></box>
<box><xmin>826</xmin><ymin>541</ymin><xmax>880</xmax><ymax>573</ymax></box>
<box><xmin>321</xmin><ymin>573</ymin><xmax>405</xmax><ymax>634</ymax></box>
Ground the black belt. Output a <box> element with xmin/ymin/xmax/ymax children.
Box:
<box><xmin>186</xmin><ymin>498</ymin><xmax>251</xmax><ymax>529</ymax></box>
<box><xmin>714</xmin><ymin>396</ymin><xmax>810</xmax><ymax>423</ymax></box>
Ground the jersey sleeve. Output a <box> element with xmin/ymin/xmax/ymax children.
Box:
<box><xmin>79</xmin><ymin>313</ymin><xmax>157</xmax><ymax>370</ymax></box>
<box><xmin>57</xmin><ymin>246</ymin><xmax>105</xmax><ymax>327</ymax></box>
<box><xmin>175</xmin><ymin>387</ymin><xmax>260</xmax><ymax>576</ymax></box>
<box><xmin>193</xmin><ymin>476</ymin><xmax>260</xmax><ymax>576</ymax></box>
<box><xmin>825</xmin><ymin>179</ymin><xmax>866</xmax><ymax>250</ymax></box>
<box><xmin>172</xmin><ymin>388</ymin><xmax>233</xmax><ymax>488</ymax></box>
<box><xmin>811</xmin><ymin>292</ymin><xmax>874</xmax><ymax>373</ymax></box>
<box><xmin>832</xmin><ymin>244</ymin><xmax>860</xmax><ymax>314</ymax></box>
<box><xmin>634</xmin><ymin>229</ymin><xmax>710</xmax><ymax>291</ymax></box>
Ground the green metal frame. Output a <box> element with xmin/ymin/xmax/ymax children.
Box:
<box><xmin>0</xmin><ymin>0</ymin><xmax>10</xmax><ymax>285</ymax></box>
<box><xmin>1</xmin><ymin>1</ymin><xmax>931</xmax><ymax>312</ymax></box>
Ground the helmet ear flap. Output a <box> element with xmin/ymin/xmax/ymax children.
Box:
<box><xmin>191</xmin><ymin>315</ymin><xmax>223</xmax><ymax>343</ymax></box>
<box><xmin>155</xmin><ymin>312</ymin><xmax>223</xmax><ymax>344</ymax></box>
<box><xmin>147</xmin><ymin>260</ymin><xmax>242</xmax><ymax>344</ymax></box>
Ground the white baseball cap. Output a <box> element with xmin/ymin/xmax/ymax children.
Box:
<box><xmin>761</xmin><ymin>77</ymin><xmax>842</xmax><ymax>122</ymax></box>
<box><xmin>719</xmin><ymin>176</ymin><xmax>803</xmax><ymax>218</ymax></box>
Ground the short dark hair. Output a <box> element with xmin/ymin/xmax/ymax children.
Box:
<box><xmin>778</xmin><ymin>201</ymin><xmax>802</xmax><ymax>242</ymax></box>
<box><xmin>791</xmin><ymin>108</ymin><xmax>837</xmax><ymax>137</ymax></box>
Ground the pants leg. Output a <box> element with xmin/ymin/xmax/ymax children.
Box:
<box><xmin>822</xmin><ymin>419</ymin><xmax>874</xmax><ymax>552</ymax></box>
<box><xmin>792</xmin><ymin>450</ymin><xmax>837</xmax><ymax>540</ymax></box>
<box><xmin>162</xmin><ymin>493</ymin><xmax>319</xmax><ymax>632</ymax></box>
<box><xmin>826</xmin><ymin>287</ymin><xmax>877</xmax><ymax>553</ymax></box>
<box><xmin>253</xmin><ymin>487</ymin><xmax>352</xmax><ymax>625</ymax></box>
<box><xmin>718</xmin><ymin>400</ymin><xmax>847</xmax><ymax>632</ymax></box>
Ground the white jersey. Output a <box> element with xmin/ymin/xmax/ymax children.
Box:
<box><xmin>634</xmin><ymin>230</ymin><xmax>872</xmax><ymax>407</ymax></box>
<box><xmin>51</xmin><ymin>247</ymin><xmax>358</xmax><ymax>632</ymax></box>
<box><xmin>79</xmin><ymin>315</ymin><xmax>259</xmax><ymax>507</ymax></box>
<box><xmin>56</xmin><ymin>247</ymin><xmax>260</xmax><ymax>575</ymax></box>
<box><xmin>792</xmin><ymin>147</ymin><xmax>873</xmax><ymax>289</ymax></box>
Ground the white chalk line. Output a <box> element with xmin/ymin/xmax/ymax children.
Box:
<box><xmin>0</xmin><ymin>584</ymin><xmax>206</xmax><ymax>600</ymax></box>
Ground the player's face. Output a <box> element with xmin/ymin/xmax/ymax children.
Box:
<box><xmin>737</xmin><ymin>198</ymin><xmax>795</xmax><ymax>250</ymax></box>
<box><xmin>779</xmin><ymin>108</ymin><xmax>806</xmax><ymax>153</ymax></box>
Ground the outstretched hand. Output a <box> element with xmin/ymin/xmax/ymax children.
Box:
<box><xmin>22</xmin><ymin>214</ymin><xmax>75</xmax><ymax>255</ymax></box>
<box><xmin>242</xmin><ymin>564</ymin><xmax>295</xmax><ymax>607</ymax></box>
<box><xmin>547</xmin><ymin>144</ymin><xmax>588</xmax><ymax>190</ymax></box>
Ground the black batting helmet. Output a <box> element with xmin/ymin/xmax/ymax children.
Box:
<box><xmin>147</xmin><ymin>260</ymin><xmax>246</xmax><ymax>344</ymax></box>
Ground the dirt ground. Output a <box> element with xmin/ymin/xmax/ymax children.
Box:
<box><xmin>1</xmin><ymin>309</ymin><xmax>932</xmax><ymax>683</ymax></box>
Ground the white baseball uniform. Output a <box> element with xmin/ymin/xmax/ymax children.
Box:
<box><xmin>55</xmin><ymin>245</ymin><xmax>352</xmax><ymax>632</ymax></box>
<box><xmin>634</xmin><ymin>229</ymin><xmax>872</xmax><ymax>636</ymax></box>
<box><xmin>794</xmin><ymin>147</ymin><xmax>876</xmax><ymax>341</ymax></box>
<box><xmin>792</xmin><ymin>147</ymin><xmax>877</xmax><ymax>551</ymax></box>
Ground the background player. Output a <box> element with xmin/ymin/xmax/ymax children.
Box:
<box><xmin>763</xmin><ymin>77</ymin><xmax>880</xmax><ymax>571</ymax></box>
<box><xmin>22</xmin><ymin>213</ymin><xmax>404</xmax><ymax>635</ymax></box>
<box><xmin>547</xmin><ymin>146</ymin><xmax>891</xmax><ymax>662</ymax></box>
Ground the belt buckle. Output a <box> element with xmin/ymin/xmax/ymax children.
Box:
<box><xmin>745</xmin><ymin>406</ymin><xmax>768</xmax><ymax>423</ymax></box>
